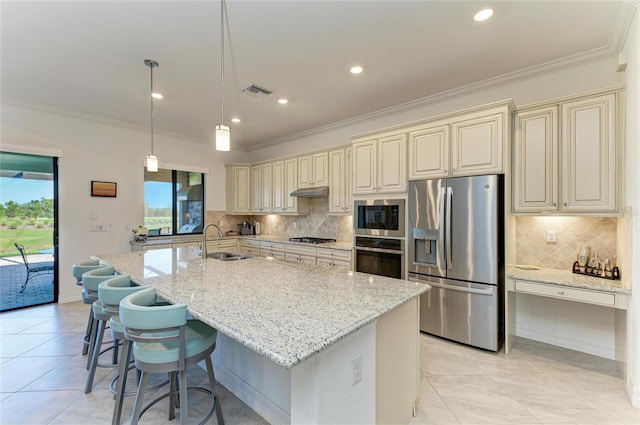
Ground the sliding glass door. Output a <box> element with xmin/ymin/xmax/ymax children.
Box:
<box><xmin>0</xmin><ymin>152</ymin><xmax>57</xmax><ymax>311</ymax></box>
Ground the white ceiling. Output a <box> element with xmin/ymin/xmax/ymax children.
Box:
<box><xmin>0</xmin><ymin>1</ymin><xmax>633</xmax><ymax>151</ymax></box>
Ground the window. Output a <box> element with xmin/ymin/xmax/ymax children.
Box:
<box><xmin>144</xmin><ymin>168</ymin><xmax>204</xmax><ymax>236</ymax></box>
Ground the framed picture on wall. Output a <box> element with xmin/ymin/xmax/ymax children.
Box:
<box><xmin>91</xmin><ymin>181</ymin><xmax>117</xmax><ymax>197</ymax></box>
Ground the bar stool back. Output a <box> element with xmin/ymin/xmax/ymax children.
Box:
<box><xmin>82</xmin><ymin>266</ymin><xmax>118</xmax><ymax>366</ymax></box>
<box><xmin>119</xmin><ymin>287</ymin><xmax>224</xmax><ymax>425</ymax></box>
<box><xmin>74</xmin><ymin>259</ymin><xmax>107</xmax><ymax>355</ymax></box>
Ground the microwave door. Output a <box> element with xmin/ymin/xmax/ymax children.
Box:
<box><xmin>408</xmin><ymin>179</ymin><xmax>446</xmax><ymax>278</ymax></box>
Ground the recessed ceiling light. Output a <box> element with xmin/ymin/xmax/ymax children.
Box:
<box><xmin>278</xmin><ymin>98</ymin><xmax>288</xmax><ymax>105</ymax></box>
<box><xmin>474</xmin><ymin>8</ymin><xmax>494</xmax><ymax>22</ymax></box>
<box><xmin>231</xmin><ymin>118</ymin><xmax>241</xmax><ymax>123</ymax></box>
<box><xmin>151</xmin><ymin>92</ymin><xmax>163</xmax><ymax>99</ymax></box>
<box><xmin>350</xmin><ymin>66</ymin><xmax>363</xmax><ymax>74</ymax></box>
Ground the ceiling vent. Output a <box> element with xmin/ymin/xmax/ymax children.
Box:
<box><xmin>242</xmin><ymin>84</ymin><xmax>273</xmax><ymax>99</ymax></box>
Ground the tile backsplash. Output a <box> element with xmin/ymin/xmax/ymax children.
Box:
<box><xmin>207</xmin><ymin>198</ymin><xmax>353</xmax><ymax>242</ymax></box>
<box><xmin>515</xmin><ymin>216</ymin><xmax>617</xmax><ymax>270</ymax></box>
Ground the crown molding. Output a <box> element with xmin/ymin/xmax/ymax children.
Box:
<box><xmin>248</xmin><ymin>47</ymin><xmax>618</xmax><ymax>151</ymax></box>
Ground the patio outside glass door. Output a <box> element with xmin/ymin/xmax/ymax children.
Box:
<box><xmin>0</xmin><ymin>152</ymin><xmax>58</xmax><ymax>311</ymax></box>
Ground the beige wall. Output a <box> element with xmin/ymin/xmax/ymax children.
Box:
<box><xmin>515</xmin><ymin>216</ymin><xmax>618</xmax><ymax>270</ymax></box>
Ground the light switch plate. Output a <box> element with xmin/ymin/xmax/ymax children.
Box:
<box><xmin>546</xmin><ymin>230</ymin><xmax>557</xmax><ymax>243</ymax></box>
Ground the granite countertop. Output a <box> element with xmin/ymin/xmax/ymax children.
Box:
<box><xmin>130</xmin><ymin>234</ymin><xmax>354</xmax><ymax>251</ymax></box>
<box><xmin>508</xmin><ymin>267</ymin><xmax>630</xmax><ymax>295</ymax></box>
<box><xmin>95</xmin><ymin>246</ymin><xmax>427</xmax><ymax>369</ymax></box>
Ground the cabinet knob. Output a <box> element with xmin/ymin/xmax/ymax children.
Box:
<box><xmin>553</xmin><ymin>203</ymin><xmax>556</xmax><ymax>206</ymax></box>
<box><xmin>564</xmin><ymin>203</ymin><xmax>567</xmax><ymax>207</ymax></box>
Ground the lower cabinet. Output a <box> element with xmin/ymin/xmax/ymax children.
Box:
<box><xmin>260</xmin><ymin>241</ymin><xmax>286</xmax><ymax>260</ymax></box>
<box><xmin>239</xmin><ymin>239</ymin><xmax>261</xmax><ymax>256</ymax></box>
<box><xmin>285</xmin><ymin>244</ymin><xmax>317</xmax><ymax>265</ymax></box>
<box><xmin>316</xmin><ymin>247</ymin><xmax>352</xmax><ymax>272</ymax></box>
<box><xmin>206</xmin><ymin>239</ymin><xmax>238</xmax><ymax>253</ymax></box>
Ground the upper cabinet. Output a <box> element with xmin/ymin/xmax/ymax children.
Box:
<box><xmin>298</xmin><ymin>152</ymin><xmax>329</xmax><ymax>188</ymax></box>
<box><xmin>513</xmin><ymin>89</ymin><xmax>622</xmax><ymax>214</ymax></box>
<box><xmin>513</xmin><ymin>106</ymin><xmax>559</xmax><ymax>212</ymax></box>
<box><xmin>407</xmin><ymin>102</ymin><xmax>511</xmax><ymax>181</ymax></box>
<box><xmin>451</xmin><ymin>109</ymin><xmax>505</xmax><ymax>176</ymax></box>
<box><xmin>225</xmin><ymin>164</ymin><xmax>251</xmax><ymax>215</ymax></box>
<box><xmin>329</xmin><ymin>147</ymin><xmax>353</xmax><ymax>213</ymax></box>
<box><xmin>273</xmin><ymin>158</ymin><xmax>309</xmax><ymax>215</ymax></box>
<box><xmin>251</xmin><ymin>163</ymin><xmax>272</xmax><ymax>214</ymax></box>
<box><xmin>408</xmin><ymin>122</ymin><xmax>449</xmax><ymax>179</ymax></box>
<box><xmin>353</xmin><ymin>133</ymin><xmax>407</xmax><ymax>195</ymax></box>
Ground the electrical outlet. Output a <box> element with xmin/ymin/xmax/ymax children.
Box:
<box><xmin>293</xmin><ymin>221</ymin><xmax>297</xmax><ymax>229</ymax></box>
<box><xmin>123</xmin><ymin>224</ymin><xmax>130</xmax><ymax>232</ymax></box>
<box><xmin>546</xmin><ymin>229</ymin><xmax>557</xmax><ymax>243</ymax></box>
<box><xmin>351</xmin><ymin>354</ymin><xmax>362</xmax><ymax>385</ymax></box>
<box><xmin>218</xmin><ymin>220</ymin><xmax>224</xmax><ymax>228</ymax></box>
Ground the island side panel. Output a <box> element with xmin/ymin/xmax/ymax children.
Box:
<box><xmin>290</xmin><ymin>323</ymin><xmax>376</xmax><ymax>425</ymax></box>
<box><xmin>212</xmin><ymin>333</ymin><xmax>292</xmax><ymax>425</ymax></box>
<box><xmin>376</xmin><ymin>297</ymin><xmax>419</xmax><ymax>424</ymax></box>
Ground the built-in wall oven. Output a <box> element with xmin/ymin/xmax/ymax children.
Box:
<box><xmin>354</xmin><ymin>199</ymin><xmax>405</xmax><ymax>238</ymax></box>
<box><xmin>354</xmin><ymin>236</ymin><xmax>405</xmax><ymax>279</ymax></box>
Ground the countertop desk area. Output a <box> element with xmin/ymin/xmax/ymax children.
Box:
<box><xmin>95</xmin><ymin>246</ymin><xmax>429</xmax><ymax>425</ymax></box>
<box><xmin>505</xmin><ymin>267</ymin><xmax>631</xmax><ymax>362</ymax></box>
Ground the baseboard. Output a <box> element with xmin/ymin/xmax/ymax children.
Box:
<box><xmin>516</xmin><ymin>324</ymin><xmax>615</xmax><ymax>359</ymax></box>
<box><xmin>212</xmin><ymin>359</ymin><xmax>290</xmax><ymax>425</ymax></box>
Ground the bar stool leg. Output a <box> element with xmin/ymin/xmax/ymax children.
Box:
<box><xmin>205</xmin><ymin>355</ymin><xmax>225</xmax><ymax>425</ymax></box>
<box><xmin>82</xmin><ymin>309</ymin><xmax>93</xmax><ymax>355</ymax></box>
<box><xmin>112</xmin><ymin>339</ymin><xmax>131</xmax><ymax>425</ymax></box>
<box><xmin>85</xmin><ymin>317</ymin><xmax>107</xmax><ymax>394</ymax></box>
<box><xmin>130</xmin><ymin>371</ymin><xmax>149</xmax><ymax>425</ymax></box>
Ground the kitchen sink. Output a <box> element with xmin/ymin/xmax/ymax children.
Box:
<box><xmin>207</xmin><ymin>252</ymin><xmax>252</xmax><ymax>261</ymax></box>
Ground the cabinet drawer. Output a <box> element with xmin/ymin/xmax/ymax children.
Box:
<box><xmin>286</xmin><ymin>244</ymin><xmax>317</xmax><ymax>256</ymax></box>
<box><xmin>206</xmin><ymin>240</ymin><xmax>237</xmax><ymax>250</ymax></box>
<box><xmin>240</xmin><ymin>239</ymin><xmax>261</xmax><ymax>248</ymax></box>
<box><xmin>316</xmin><ymin>247</ymin><xmax>352</xmax><ymax>261</ymax></box>
<box><xmin>515</xmin><ymin>280</ymin><xmax>615</xmax><ymax>307</ymax></box>
<box><xmin>260</xmin><ymin>241</ymin><xmax>285</xmax><ymax>251</ymax></box>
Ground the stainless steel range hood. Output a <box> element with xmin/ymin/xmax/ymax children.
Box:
<box><xmin>290</xmin><ymin>186</ymin><xmax>329</xmax><ymax>197</ymax></box>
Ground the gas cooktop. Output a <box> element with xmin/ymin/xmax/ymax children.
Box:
<box><xmin>288</xmin><ymin>237</ymin><xmax>337</xmax><ymax>244</ymax></box>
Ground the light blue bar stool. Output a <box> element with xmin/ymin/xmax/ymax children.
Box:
<box><xmin>82</xmin><ymin>266</ymin><xmax>119</xmax><ymax>368</ymax></box>
<box><xmin>119</xmin><ymin>287</ymin><xmax>224</xmax><ymax>425</ymax></box>
<box><xmin>84</xmin><ymin>274</ymin><xmax>145</xmax><ymax>394</ymax></box>
<box><xmin>74</xmin><ymin>259</ymin><xmax>107</xmax><ymax>355</ymax></box>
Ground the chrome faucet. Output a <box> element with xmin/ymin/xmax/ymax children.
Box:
<box><xmin>202</xmin><ymin>223</ymin><xmax>224</xmax><ymax>258</ymax></box>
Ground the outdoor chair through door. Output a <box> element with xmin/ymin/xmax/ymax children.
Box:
<box><xmin>14</xmin><ymin>242</ymin><xmax>54</xmax><ymax>293</ymax></box>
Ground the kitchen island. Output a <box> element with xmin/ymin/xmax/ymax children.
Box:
<box><xmin>95</xmin><ymin>246</ymin><xmax>429</xmax><ymax>424</ymax></box>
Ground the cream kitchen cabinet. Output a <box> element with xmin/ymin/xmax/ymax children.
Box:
<box><xmin>512</xmin><ymin>89</ymin><xmax>621</xmax><ymax>214</ymax></box>
<box><xmin>225</xmin><ymin>164</ymin><xmax>251</xmax><ymax>215</ymax></box>
<box><xmin>239</xmin><ymin>239</ymin><xmax>261</xmax><ymax>256</ymax></box>
<box><xmin>260</xmin><ymin>240</ymin><xmax>286</xmax><ymax>260</ymax></box>
<box><xmin>298</xmin><ymin>152</ymin><xmax>328</xmax><ymax>188</ymax></box>
<box><xmin>513</xmin><ymin>106</ymin><xmax>559</xmax><ymax>212</ymax></box>
<box><xmin>285</xmin><ymin>244</ymin><xmax>316</xmax><ymax>265</ymax></box>
<box><xmin>316</xmin><ymin>247</ymin><xmax>352</xmax><ymax>272</ymax></box>
<box><xmin>251</xmin><ymin>163</ymin><xmax>272</xmax><ymax>214</ymax></box>
<box><xmin>561</xmin><ymin>93</ymin><xmax>618</xmax><ymax>213</ymax></box>
<box><xmin>450</xmin><ymin>107</ymin><xmax>505</xmax><ymax>176</ymax></box>
<box><xmin>352</xmin><ymin>133</ymin><xmax>407</xmax><ymax>195</ymax></box>
<box><xmin>273</xmin><ymin>158</ymin><xmax>308</xmax><ymax>215</ymax></box>
<box><xmin>408</xmin><ymin>121</ymin><xmax>449</xmax><ymax>179</ymax></box>
<box><xmin>329</xmin><ymin>147</ymin><xmax>353</xmax><ymax>214</ymax></box>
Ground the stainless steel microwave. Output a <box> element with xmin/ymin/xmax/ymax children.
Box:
<box><xmin>353</xmin><ymin>199</ymin><xmax>405</xmax><ymax>237</ymax></box>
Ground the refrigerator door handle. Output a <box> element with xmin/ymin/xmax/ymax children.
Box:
<box><xmin>446</xmin><ymin>186</ymin><xmax>453</xmax><ymax>270</ymax></box>
<box><xmin>410</xmin><ymin>278</ymin><xmax>495</xmax><ymax>296</ymax></box>
<box><xmin>438</xmin><ymin>187</ymin><xmax>446</xmax><ymax>269</ymax></box>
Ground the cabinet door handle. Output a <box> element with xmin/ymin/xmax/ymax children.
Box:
<box><xmin>558</xmin><ymin>290</ymin><xmax>565</xmax><ymax>295</ymax></box>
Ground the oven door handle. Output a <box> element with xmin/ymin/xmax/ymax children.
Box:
<box><xmin>355</xmin><ymin>246</ymin><xmax>404</xmax><ymax>255</ymax></box>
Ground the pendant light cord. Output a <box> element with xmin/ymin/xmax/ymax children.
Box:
<box><xmin>150</xmin><ymin>62</ymin><xmax>155</xmax><ymax>155</ymax></box>
<box><xmin>220</xmin><ymin>0</ymin><xmax>225</xmax><ymax>125</ymax></box>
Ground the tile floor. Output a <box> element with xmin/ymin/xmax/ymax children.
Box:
<box><xmin>0</xmin><ymin>301</ymin><xmax>638</xmax><ymax>425</ymax></box>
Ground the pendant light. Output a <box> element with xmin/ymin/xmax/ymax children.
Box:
<box><xmin>215</xmin><ymin>0</ymin><xmax>230</xmax><ymax>151</ymax></box>
<box><xmin>145</xmin><ymin>59</ymin><xmax>159</xmax><ymax>172</ymax></box>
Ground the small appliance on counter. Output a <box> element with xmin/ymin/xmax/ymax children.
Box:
<box><xmin>239</xmin><ymin>221</ymin><xmax>253</xmax><ymax>235</ymax></box>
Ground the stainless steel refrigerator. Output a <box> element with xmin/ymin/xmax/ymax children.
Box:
<box><xmin>408</xmin><ymin>175</ymin><xmax>503</xmax><ymax>351</ymax></box>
